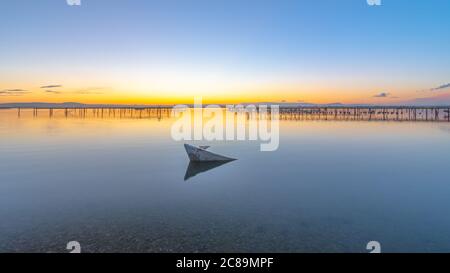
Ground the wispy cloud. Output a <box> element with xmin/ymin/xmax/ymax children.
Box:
<box><xmin>72</xmin><ymin>87</ymin><xmax>105</xmax><ymax>95</ymax></box>
<box><xmin>430</xmin><ymin>83</ymin><xmax>450</xmax><ymax>91</ymax></box>
<box><xmin>418</xmin><ymin>82</ymin><xmax>450</xmax><ymax>93</ymax></box>
<box><xmin>45</xmin><ymin>90</ymin><xmax>62</xmax><ymax>94</ymax></box>
<box><xmin>40</xmin><ymin>84</ymin><xmax>62</xmax><ymax>89</ymax></box>
<box><xmin>38</xmin><ymin>86</ymin><xmax>105</xmax><ymax>95</ymax></box>
<box><xmin>0</xmin><ymin>89</ymin><xmax>30</xmax><ymax>96</ymax></box>
<box><xmin>5</xmin><ymin>89</ymin><xmax>27</xmax><ymax>92</ymax></box>
<box><xmin>373</xmin><ymin>92</ymin><xmax>390</xmax><ymax>98</ymax></box>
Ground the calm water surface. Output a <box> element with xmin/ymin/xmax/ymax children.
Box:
<box><xmin>1</xmin><ymin>108</ymin><xmax>450</xmax><ymax>252</ymax></box>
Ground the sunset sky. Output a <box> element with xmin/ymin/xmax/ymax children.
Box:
<box><xmin>1</xmin><ymin>0</ymin><xmax>450</xmax><ymax>105</ymax></box>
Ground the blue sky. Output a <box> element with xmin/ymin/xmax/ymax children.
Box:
<box><xmin>1</xmin><ymin>0</ymin><xmax>449</xmax><ymax>104</ymax></box>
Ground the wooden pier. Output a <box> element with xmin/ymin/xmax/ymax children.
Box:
<box><xmin>277</xmin><ymin>106</ymin><xmax>450</xmax><ymax>122</ymax></box>
<box><xmin>20</xmin><ymin>106</ymin><xmax>173</xmax><ymax>120</ymax></box>
<box><xmin>11</xmin><ymin>106</ymin><xmax>450</xmax><ymax>122</ymax></box>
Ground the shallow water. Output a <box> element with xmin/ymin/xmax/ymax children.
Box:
<box><xmin>1</xmin><ymin>108</ymin><xmax>450</xmax><ymax>253</ymax></box>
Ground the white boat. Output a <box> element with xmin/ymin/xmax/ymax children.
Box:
<box><xmin>184</xmin><ymin>144</ymin><xmax>236</xmax><ymax>162</ymax></box>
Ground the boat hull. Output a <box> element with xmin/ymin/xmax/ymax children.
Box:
<box><xmin>184</xmin><ymin>144</ymin><xmax>236</xmax><ymax>162</ymax></box>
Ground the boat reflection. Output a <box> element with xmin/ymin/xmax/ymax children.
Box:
<box><xmin>184</xmin><ymin>161</ymin><xmax>234</xmax><ymax>181</ymax></box>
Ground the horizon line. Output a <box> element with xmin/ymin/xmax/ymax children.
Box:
<box><xmin>2</xmin><ymin>102</ymin><xmax>450</xmax><ymax>108</ymax></box>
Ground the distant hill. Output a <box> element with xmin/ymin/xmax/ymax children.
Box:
<box><xmin>0</xmin><ymin>102</ymin><xmax>86</xmax><ymax>108</ymax></box>
<box><xmin>0</xmin><ymin>102</ymin><xmax>171</xmax><ymax>109</ymax></box>
<box><xmin>1</xmin><ymin>101</ymin><xmax>449</xmax><ymax>109</ymax></box>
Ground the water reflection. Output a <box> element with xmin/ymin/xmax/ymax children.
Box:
<box><xmin>6</xmin><ymin>107</ymin><xmax>450</xmax><ymax>122</ymax></box>
<box><xmin>2</xmin><ymin>108</ymin><xmax>450</xmax><ymax>252</ymax></box>
<box><xmin>184</xmin><ymin>161</ymin><xmax>235</xmax><ymax>181</ymax></box>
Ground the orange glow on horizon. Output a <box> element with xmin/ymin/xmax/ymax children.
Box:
<box><xmin>0</xmin><ymin>80</ymin><xmax>427</xmax><ymax>105</ymax></box>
